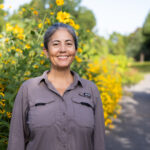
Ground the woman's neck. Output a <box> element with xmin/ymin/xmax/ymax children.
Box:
<box><xmin>47</xmin><ymin>67</ymin><xmax>74</xmax><ymax>84</ymax></box>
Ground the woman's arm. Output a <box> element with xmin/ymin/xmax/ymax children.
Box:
<box><xmin>92</xmin><ymin>84</ymin><xmax>105</xmax><ymax>150</ymax></box>
<box><xmin>7</xmin><ymin>84</ymin><xmax>29</xmax><ymax>150</ymax></box>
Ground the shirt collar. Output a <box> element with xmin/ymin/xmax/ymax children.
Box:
<box><xmin>38</xmin><ymin>70</ymin><xmax>84</xmax><ymax>87</ymax></box>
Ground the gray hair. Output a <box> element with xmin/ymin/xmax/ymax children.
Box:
<box><xmin>44</xmin><ymin>23</ymin><xmax>78</xmax><ymax>50</ymax></box>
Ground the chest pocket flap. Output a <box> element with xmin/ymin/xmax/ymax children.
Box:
<box><xmin>28</xmin><ymin>97</ymin><xmax>57</xmax><ymax>128</ymax></box>
<box><xmin>71</xmin><ymin>95</ymin><xmax>94</xmax><ymax>128</ymax></box>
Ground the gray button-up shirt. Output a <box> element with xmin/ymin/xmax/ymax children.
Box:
<box><xmin>7</xmin><ymin>70</ymin><xmax>105</xmax><ymax>150</ymax></box>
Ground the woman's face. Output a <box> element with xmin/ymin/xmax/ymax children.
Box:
<box><xmin>44</xmin><ymin>28</ymin><xmax>76</xmax><ymax>70</ymax></box>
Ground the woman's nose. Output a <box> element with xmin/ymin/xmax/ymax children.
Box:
<box><xmin>59</xmin><ymin>44</ymin><xmax>66</xmax><ymax>52</ymax></box>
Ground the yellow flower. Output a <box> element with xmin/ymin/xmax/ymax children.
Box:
<box><xmin>86</xmin><ymin>29</ymin><xmax>90</xmax><ymax>32</ymax></box>
<box><xmin>40</xmin><ymin>43</ymin><xmax>44</xmax><ymax>47</ymax></box>
<box><xmin>74</xmin><ymin>24</ymin><xmax>80</xmax><ymax>30</ymax></box>
<box><xmin>17</xmin><ymin>34</ymin><xmax>24</xmax><ymax>40</ymax></box>
<box><xmin>38</xmin><ymin>23</ymin><xmax>43</xmax><ymax>28</ymax></box>
<box><xmin>40</xmin><ymin>60</ymin><xmax>45</xmax><ymax>65</ymax></box>
<box><xmin>69</xmin><ymin>19</ymin><xmax>75</xmax><ymax>27</ymax></box>
<box><xmin>75</xmin><ymin>56</ymin><xmax>82</xmax><ymax>63</ymax></box>
<box><xmin>0</xmin><ymin>52</ymin><xmax>2</xmax><ymax>57</ymax></box>
<box><xmin>0</xmin><ymin>101</ymin><xmax>5</xmax><ymax>107</ymax></box>
<box><xmin>109</xmin><ymin>124</ymin><xmax>115</xmax><ymax>129</ymax></box>
<box><xmin>24</xmin><ymin>71</ymin><xmax>31</xmax><ymax>76</ymax></box>
<box><xmin>12</xmin><ymin>60</ymin><xmax>16</xmax><ymax>64</ymax></box>
<box><xmin>0</xmin><ymin>34</ymin><xmax>3</xmax><ymax>38</ymax></box>
<box><xmin>24</xmin><ymin>77</ymin><xmax>30</xmax><ymax>80</ymax></box>
<box><xmin>7</xmin><ymin>112</ymin><xmax>12</xmax><ymax>118</ymax></box>
<box><xmin>5</xmin><ymin>38</ymin><xmax>9</xmax><ymax>42</ymax></box>
<box><xmin>30</xmin><ymin>7</ymin><xmax>34</xmax><ymax>10</ymax></box>
<box><xmin>104</xmin><ymin>112</ymin><xmax>108</xmax><ymax>119</ymax></box>
<box><xmin>13</xmin><ymin>25</ymin><xmax>24</xmax><ymax>34</ymax></box>
<box><xmin>50</xmin><ymin>12</ymin><xmax>54</xmax><ymax>15</ymax></box>
<box><xmin>6</xmin><ymin>23</ymin><xmax>13</xmax><ymax>32</ymax></box>
<box><xmin>56</xmin><ymin>0</ymin><xmax>64</xmax><ymax>6</ymax></box>
<box><xmin>40</xmin><ymin>51</ymin><xmax>44</xmax><ymax>57</ymax></box>
<box><xmin>56</xmin><ymin>11</ymin><xmax>70</xmax><ymax>23</ymax></box>
<box><xmin>113</xmin><ymin>114</ymin><xmax>117</xmax><ymax>119</ymax></box>
<box><xmin>9</xmin><ymin>5</ymin><xmax>12</xmax><ymax>8</ymax></box>
<box><xmin>45</xmin><ymin>64</ymin><xmax>49</xmax><ymax>68</ymax></box>
<box><xmin>45</xmin><ymin>18</ymin><xmax>51</xmax><ymax>25</ymax></box>
<box><xmin>19</xmin><ymin>11</ymin><xmax>23</xmax><ymax>15</ymax></box>
<box><xmin>77</xmin><ymin>48</ymin><xmax>82</xmax><ymax>53</ymax></box>
<box><xmin>33</xmin><ymin>64</ymin><xmax>39</xmax><ymax>69</ymax></box>
<box><xmin>33</xmin><ymin>10</ymin><xmax>38</xmax><ymax>15</ymax></box>
<box><xmin>16</xmin><ymin>48</ymin><xmax>23</xmax><ymax>54</ymax></box>
<box><xmin>11</xmin><ymin>46</ymin><xmax>15</xmax><ymax>50</ymax></box>
<box><xmin>0</xmin><ymin>4</ymin><xmax>4</xmax><ymax>9</ymax></box>
<box><xmin>25</xmin><ymin>44</ymin><xmax>31</xmax><ymax>49</ymax></box>
<box><xmin>0</xmin><ymin>109</ymin><xmax>5</xmax><ymax>114</ymax></box>
<box><xmin>22</xmin><ymin>8</ymin><xmax>26</xmax><ymax>12</ymax></box>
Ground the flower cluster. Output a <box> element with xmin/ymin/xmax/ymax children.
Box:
<box><xmin>6</xmin><ymin>23</ymin><xmax>25</xmax><ymax>40</ymax></box>
<box><xmin>86</xmin><ymin>58</ymin><xmax>122</xmax><ymax>128</ymax></box>
<box><xmin>56</xmin><ymin>0</ymin><xmax>64</xmax><ymax>6</ymax></box>
<box><xmin>56</xmin><ymin>11</ymin><xmax>80</xmax><ymax>30</ymax></box>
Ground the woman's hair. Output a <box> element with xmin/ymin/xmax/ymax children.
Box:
<box><xmin>44</xmin><ymin>22</ymin><xmax>78</xmax><ymax>50</ymax></box>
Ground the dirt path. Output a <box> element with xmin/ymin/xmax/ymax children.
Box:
<box><xmin>105</xmin><ymin>74</ymin><xmax>150</xmax><ymax>150</ymax></box>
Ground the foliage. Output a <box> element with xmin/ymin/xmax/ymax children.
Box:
<box><xmin>108</xmin><ymin>32</ymin><xmax>128</xmax><ymax>55</ymax></box>
<box><xmin>126</xmin><ymin>28</ymin><xmax>145</xmax><ymax>60</ymax></box>
<box><xmin>142</xmin><ymin>12</ymin><xmax>150</xmax><ymax>61</ymax></box>
<box><xmin>105</xmin><ymin>55</ymin><xmax>143</xmax><ymax>86</ymax></box>
<box><xmin>143</xmin><ymin>12</ymin><xmax>150</xmax><ymax>35</ymax></box>
<box><xmin>0</xmin><ymin>0</ymin><xmax>123</xmax><ymax>148</ymax></box>
<box><xmin>8</xmin><ymin>0</ymin><xmax>96</xmax><ymax>31</ymax></box>
<box><xmin>126</xmin><ymin>11</ymin><xmax>150</xmax><ymax>61</ymax></box>
<box><xmin>0</xmin><ymin>0</ymin><xmax>6</xmax><ymax>32</ymax></box>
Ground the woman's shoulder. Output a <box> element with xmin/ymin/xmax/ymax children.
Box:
<box><xmin>20</xmin><ymin>75</ymin><xmax>43</xmax><ymax>89</ymax></box>
<box><xmin>79</xmin><ymin>77</ymin><xmax>98</xmax><ymax>91</ymax></box>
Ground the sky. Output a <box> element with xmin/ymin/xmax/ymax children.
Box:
<box><xmin>4</xmin><ymin>0</ymin><xmax>150</xmax><ymax>37</ymax></box>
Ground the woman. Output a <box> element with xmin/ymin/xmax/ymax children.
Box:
<box><xmin>7</xmin><ymin>23</ymin><xmax>105</xmax><ymax>150</ymax></box>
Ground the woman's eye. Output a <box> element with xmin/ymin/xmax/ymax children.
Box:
<box><xmin>53</xmin><ymin>43</ymin><xmax>59</xmax><ymax>46</ymax></box>
<box><xmin>67</xmin><ymin>43</ymin><xmax>72</xmax><ymax>46</ymax></box>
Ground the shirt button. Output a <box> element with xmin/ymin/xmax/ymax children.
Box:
<box><xmin>63</xmin><ymin>112</ymin><xmax>66</xmax><ymax>116</ymax></box>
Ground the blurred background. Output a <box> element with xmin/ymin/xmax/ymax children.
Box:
<box><xmin>0</xmin><ymin>0</ymin><xmax>150</xmax><ymax>149</ymax></box>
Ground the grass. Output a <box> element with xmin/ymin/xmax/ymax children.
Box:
<box><xmin>130</xmin><ymin>61</ymin><xmax>150</xmax><ymax>74</ymax></box>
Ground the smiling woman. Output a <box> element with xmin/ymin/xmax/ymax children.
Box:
<box><xmin>43</xmin><ymin>23</ymin><xmax>77</xmax><ymax>71</ymax></box>
<box><xmin>7</xmin><ymin>23</ymin><xmax>105</xmax><ymax>150</ymax></box>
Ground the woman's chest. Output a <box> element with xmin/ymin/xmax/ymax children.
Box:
<box><xmin>26</xmin><ymin>89</ymin><xmax>95</xmax><ymax>130</ymax></box>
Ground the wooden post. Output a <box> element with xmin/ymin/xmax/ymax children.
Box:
<box><xmin>140</xmin><ymin>53</ymin><xmax>144</xmax><ymax>62</ymax></box>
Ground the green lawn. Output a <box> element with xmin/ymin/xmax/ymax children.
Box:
<box><xmin>130</xmin><ymin>61</ymin><xmax>150</xmax><ymax>74</ymax></box>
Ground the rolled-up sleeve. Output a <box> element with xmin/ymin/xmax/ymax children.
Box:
<box><xmin>7</xmin><ymin>84</ymin><xmax>29</xmax><ymax>150</ymax></box>
<box><xmin>92</xmin><ymin>84</ymin><xmax>105</xmax><ymax>150</ymax></box>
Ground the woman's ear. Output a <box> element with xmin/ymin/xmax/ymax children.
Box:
<box><xmin>43</xmin><ymin>48</ymin><xmax>49</xmax><ymax>58</ymax></box>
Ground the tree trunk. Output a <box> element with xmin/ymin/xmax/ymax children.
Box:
<box><xmin>140</xmin><ymin>53</ymin><xmax>144</xmax><ymax>62</ymax></box>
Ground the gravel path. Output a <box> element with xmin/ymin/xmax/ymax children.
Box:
<box><xmin>105</xmin><ymin>74</ymin><xmax>150</xmax><ymax>150</ymax></box>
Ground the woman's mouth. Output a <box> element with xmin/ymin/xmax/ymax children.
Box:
<box><xmin>57</xmin><ymin>55</ymin><xmax>69</xmax><ymax>58</ymax></box>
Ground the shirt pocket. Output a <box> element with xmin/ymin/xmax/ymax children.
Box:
<box><xmin>71</xmin><ymin>96</ymin><xmax>94</xmax><ymax>128</ymax></box>
<box><xmin>28</xmin><ymin>98</ymin><xmax>57</xmax><ymax>128</ymax></box>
